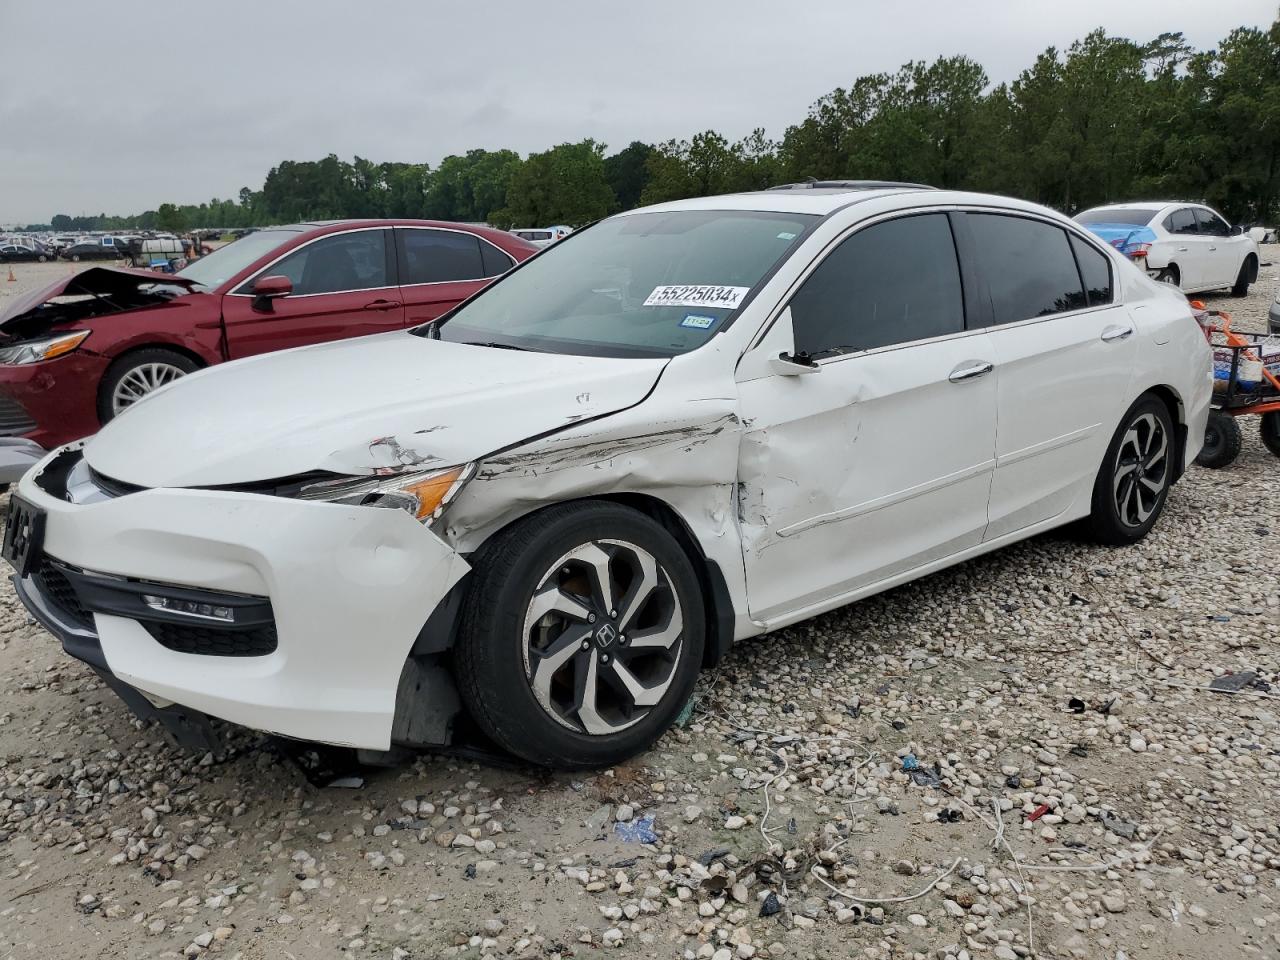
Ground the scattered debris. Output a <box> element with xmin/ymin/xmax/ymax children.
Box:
<box><xmin>1209</xmin><ymin>670</ymin><xmax>1259</xmax><ymax>693</ymax></box>
<box><xmin>613</xmin><ymin>815</ymin><xmax>658</xmax><ymax>844</ymax></box>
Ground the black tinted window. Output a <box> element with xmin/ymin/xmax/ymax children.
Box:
<box><xmin>254</xmin><ymin>230</ymin><xmax>387</xmax><ymax>295</ymax></box>
<box><xmin>967</xmin><ymin>214</ymin><xmax>1086</xmax><ymax>323</ymax></box>
<box><xmin>399</xmin><ymin>229</ymin><xmax>484</xmax><ymax>284</ymax></box>
<box><xmin>1165</xmin><ymin>208</ymin><xmax>1198</xmax><ymax>235</ymax></box>
<box><xmin>479</xmin><ymin>241</ymin><xmax>514</xmax><ymax>277</ymax></box>
<box><xmin>1070</xmin><ymin>235</ymin><xmax>1113</xmax><ymax>307</ymax></box>
<box><xmin>1075</xmin><ymin>208</ymin><xmax>1156</xmax><ymax>228</ymax></box>
<box><xmin>1195</xmin><ymin>208</ymin><xmax>1230</xmax><ymax>237</ymax></box>
<box><xmin>790</xmin><ymin>214</ymin><xmax>963</xmax><ymax>357</ymax></box>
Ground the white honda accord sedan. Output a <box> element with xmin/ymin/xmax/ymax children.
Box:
<box><xmin>7</xmin><ymin>182</ymin><xmax>1211</xmax><ymax>768</ymax></box>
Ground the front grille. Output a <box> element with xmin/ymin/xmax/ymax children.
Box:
<box><xmin>0</xmin><ymin>395</ymin><xmax>36</xmax><ymax>436</ymax></box>
<box><xmin>142</xmin><ymin>620</ymin><xmax>278</xmax><ymax>657</ymax></box>
<box><xmin>33</xmin><ymin>558</ymin><xmax>94</xmax><ymax>630</ymax></box>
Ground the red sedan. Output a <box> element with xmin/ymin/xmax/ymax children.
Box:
<box><xmin>0</xmin><ymin>220</ymin><xmax>537</xmax><ymax>477</ymax></box>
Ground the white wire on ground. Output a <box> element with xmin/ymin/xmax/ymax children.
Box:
<box><xmin>809</xmin><ymin>856</ymin><xmax>963</xmax><ymax>905</ymax></box>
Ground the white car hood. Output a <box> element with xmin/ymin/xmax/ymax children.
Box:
<box><xmin>85</xmin><ymin>333</ymin><xmax>668</xmax><ymax>488</ymax></box>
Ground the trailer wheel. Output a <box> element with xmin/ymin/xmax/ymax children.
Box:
<box><xmin>1196</xmin><ymin>410</ymin><xmax>1243</xmax><ymax>468</ymax></box>
<box><xmin>1261</xmin><ymin>412</ymin><xmax>1280</xmax><ymax>458</ymax></box>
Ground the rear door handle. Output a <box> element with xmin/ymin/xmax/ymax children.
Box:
<box><xmin>948</xmin><ymin>360</ymin><xmax>994</xmax><ymax>383</ymax></box>
<box><xmin>1101</xmin><ymin>325</ymin><xmax>1133</xmax><ymax>342</ymax></box>
<box><xmin>1177</xmin><ymin>246</ymin><xmax>1189</xmax><ymax>252</ymax></box>
<box><xmin>363</xmin><ymin>299</ymin><xmax>402</xmax><ymax>311</ymax></box>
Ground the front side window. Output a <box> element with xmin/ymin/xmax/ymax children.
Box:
<box><xmin>398</xmin><ymin>229</ymin><xmax>484</xmax><ymax>284</ymax></box>
<box><xmin>1165</xmin><ymin>208</ymin><xmax>1198</xmax><ymax>235</ymax></box>
<box><xmin>431</xmin><ymin>210</ymin><xmax>816</xmax><ymax>358</ymax></box>
<box><xmin>244</xmin><ymin>230</ymin><xmax>388</xmax><ymax>296</ymax></box>
<box><xmin>789</xmin><ymin>214</ymin><xmax>964</xmax><ymax>358</ymax></box>
<box><xmin>1069</xmin><ymin>234</ymin><xmax>1113</xmax><ymax>307</ymax></box>
<box><xmin>1194</xmin><ymin>208</ymin><xmax>1230</xmax><ymax>237</ymax></box>
<box><xmin>966</xmin><ymin>214</ymin><xmax>1087</xmax><ymax>324</ymax></box>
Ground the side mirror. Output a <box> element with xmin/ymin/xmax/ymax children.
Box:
<box><xmin>770</xmin><ymin>351</ymin><xmax>820</xmax><ymax>376</ymax></box>
<box><xmin>1231</xmin><ymin>224</ymin><xmax>1245</xmax><ymax>236</ymax></box>
<box><xmin>251</xmin><ymin>275</ymin><xmax>292</xmax><ymax>312</ymax></box>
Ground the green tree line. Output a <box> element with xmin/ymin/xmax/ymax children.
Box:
<box><xmin>27</xmin><ymin>20</ymin><xmax>1280</xmax><ymax>233</ymax></box>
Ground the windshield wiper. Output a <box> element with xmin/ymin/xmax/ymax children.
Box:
<box><xmin>462</xmin><ymin>340</ymin><xmax>531</xmax><ymax>351</ymax></box>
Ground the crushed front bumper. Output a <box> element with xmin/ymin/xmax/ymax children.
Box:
<box><xmin>15</xmin><ymin>448</ymin><xmax>470</xmax><ymax>750</ymax></box>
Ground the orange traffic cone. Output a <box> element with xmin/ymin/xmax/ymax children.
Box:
<box><xmin>5</xmin><ymin>266</ymin><xmax>15</xmax><ymax>282</ymax></box>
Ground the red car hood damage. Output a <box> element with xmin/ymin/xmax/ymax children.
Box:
<box><xmin>0</xmin><ymin>267</ymin><xmax>199</xmax><ymax>337</ymax></box>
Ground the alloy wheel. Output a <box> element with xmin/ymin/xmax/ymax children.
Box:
<box><xmin>521</xmin><ymin>539</ymin><xmax>684</xmax><ymax>735</ymax></box>
<box><xmin>1112</xmin><ymin>412</ymin><xmax>1169</xmax><ymax>527</ymax></box>
<box><xmin>111</xmin><ymin>362</ymin><xmax>188</xmax><ymax>414</ymax></box>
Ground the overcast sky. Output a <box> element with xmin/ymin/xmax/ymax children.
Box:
<box><xmin>1</xmin><ymin>0</ymin><xmax>1274</xmax><ymax>224</ymax></box>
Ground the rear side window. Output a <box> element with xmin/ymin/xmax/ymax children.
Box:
<box><xmin>479</xmin><ymin>241</ymin><xmax>515</xmax><ymax>277</ymax></box>
<box><xmin>1164</xmin><ymin>208</ymin><xmax>1198</xmax><ymax>235</ymax></box>
<box><xmin>966</xmin><ymin>214</ymin><xmax>1086</xmax><ymax>324</ymax></box>
<box><xmin>790</xmin><ymin>213</ymin><xmax>964</xmax><ymax>357</ymax></box>
<box><xmin>398</xmin><ymin>229</ymin><xmax>484</xmax><ymax>284</ymax></box>
<box><xmin>1069</xmin><ymin>234</ymin><xmax>1113</xmax><ymax>307</ymax></box>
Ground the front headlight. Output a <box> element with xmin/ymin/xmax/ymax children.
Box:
<box><xmin>0</xmin><ymin>330</ymin><xmax>91</xmax><ymax>365</ymax></box>
<box><xmin>294</xmin><ymin>464</ymin><xmax>472</xmax><ymax>525</ymax></box>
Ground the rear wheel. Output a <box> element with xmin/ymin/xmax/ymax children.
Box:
<box><xmin>97</xmin><ymin>348</ymin><xmax>199</xmax><ymax>423</ymax></box>
<box><xmin>1085</xmin><ymin>395</ymin><xmax>1175</xmax><ymax>545</ymax></box>
<box><xmin>1261</xmin><ymin>411</ymin><xmax>1280</xmax><ymax>458</ymax></box>
<box><xmin>1196</xmin><ymin>410</ymin><xmax>1243</xmax><ymax>468</ymax></box>
<box><xmin>454</xmin><ymin>501</ymin><xmax>705</xmax><ymax>768</ymax></box>
<box><xmin>70</xmin><ymin>254</ymin><xmax>80</xmax><ymax>262</ymax></box>
<box><xmin>1155</xmin><ymin>264</ymin><xmax>1180</xmax><ymax>288</ymax></box>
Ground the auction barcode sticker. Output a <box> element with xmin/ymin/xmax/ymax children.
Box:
<box><xmin>643</xmin><ymin>285</ymin><xmax>750</xmax><ymax>310</ymax></box>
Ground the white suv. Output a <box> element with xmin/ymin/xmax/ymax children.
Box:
<box><xmin>1076</xmin><ymin>202</ymin><xmax>1259</xmax><ymax>295</ymax></box>
<box><xmin>9</xmin><ymin>182</ymin><xmax>1211</xmax><ymax>768</ymax></box>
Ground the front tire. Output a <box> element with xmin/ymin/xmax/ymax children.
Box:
<box><xmin>1231</xmin><ymin>257</ymin><xmax>1254</xmax><ymax>297</ymax></box>
<box><xmin>454</xmin><ymin>501</ymin><xmax>705</xmax><ymax>768</ymax></box>
<box><xmin>97</xmin><ymin>348</ymin><xmax>199</xmax><ymax>423</ymax></box>
<box><xmin>1085</xmin><ymin>394</ymin><xmax>1175</xmax><ymax>545</ymax></box>
<box><xmin>1196</xmin><ymin>410</ymin><xmax>1243</xmax><ymax>468</ymax></box>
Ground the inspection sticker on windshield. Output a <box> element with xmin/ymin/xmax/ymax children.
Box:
<box><xmin>679</xmin><ymin>314</ymin><xmax>717</xmax><ymax>330</ymax></box>
<box><xmin>644</xmin><ymin>284</ymin><xmax>750</xmax><ymax>310</ymax></box>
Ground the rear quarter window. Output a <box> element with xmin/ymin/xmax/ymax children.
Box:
<box><xmin>1069</xmin><ymin>234</ymin><xmax>1113</xmax><ymax>307</ymax></box>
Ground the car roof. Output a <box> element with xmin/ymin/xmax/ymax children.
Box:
<box><xmin>1080</xmin><ymin>201</ymin><xmax>1200</xmax><ymax>213</ymax></box>
<box><xmin>625</xmin><ymin>185</ymin><xmax>1072</xmax><ymax>220</ymax></box>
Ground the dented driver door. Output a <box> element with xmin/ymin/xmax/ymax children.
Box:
<box><xmin>732</xmin><ymin>211</ymin><xmax>998</xmax><ymax>626</ymax></box>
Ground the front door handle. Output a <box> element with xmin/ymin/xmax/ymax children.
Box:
<box><xmin>363</xmin><ymin>299</ymin><xmax>402</xmax><ymax>311</ymax></box>
<box><xmin>948</xmin><ymin>360</ymin><xmax>994</xmax><ymax>383</ymax></box>
<box><xmin>1177</xmin><ymin>246</ymin><xmax>1189</xmax><ymax>252</ymax></box>
<box><xmin>1101</xmin><ymin>325</ymin><xmax>1133</xmax><ymax>342</ymax></box>
<box><xmin>1208</xmin><ymin>246</ymin><xmax>1218</xmax><ymax>251</ymax></box>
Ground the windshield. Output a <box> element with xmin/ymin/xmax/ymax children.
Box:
<box><xmin>1075</xmin><ymin>208</ymin><xmax>1157</xmax><ymax>228</ymax></box>
<box><xmin>432</xmin><ymin>210</ymin><xmax>816</xmax><ymax>357</ymax></box>
<box><xmin>176</xmin><ymin>229</ymin><xmax>301</xmax><ymax>289</ymax></box>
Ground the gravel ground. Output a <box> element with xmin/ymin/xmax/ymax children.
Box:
<box><xmin>2</xmin><ymin>255</ymin><xmax>1279</xmax><ymax>960</ymax></box>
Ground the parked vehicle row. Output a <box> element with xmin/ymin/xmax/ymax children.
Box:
<box><xmin>1075</xmin><ymin>202</ymin><xmax>1259</xmax><ymax>296</ymax></box>
<box><xmin>6</xmin><ymin>184</ymin><xmax>1211</xmax><ymax>769</ymax></box>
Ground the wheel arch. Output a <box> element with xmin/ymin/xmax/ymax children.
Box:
<box><xmin>411</xmin><ymin>492</ymin><xmax>735</xmax><ymax>669</ymax></box>
<box><xmin>1142</xmin><ymin>383</ymin><xmax>1188</xmax><ymax>484</ymax></box>
<box><xmin>102</xmin><ymin>341</ymin><xmax>211</xmax><ymax>370</ymax></box>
